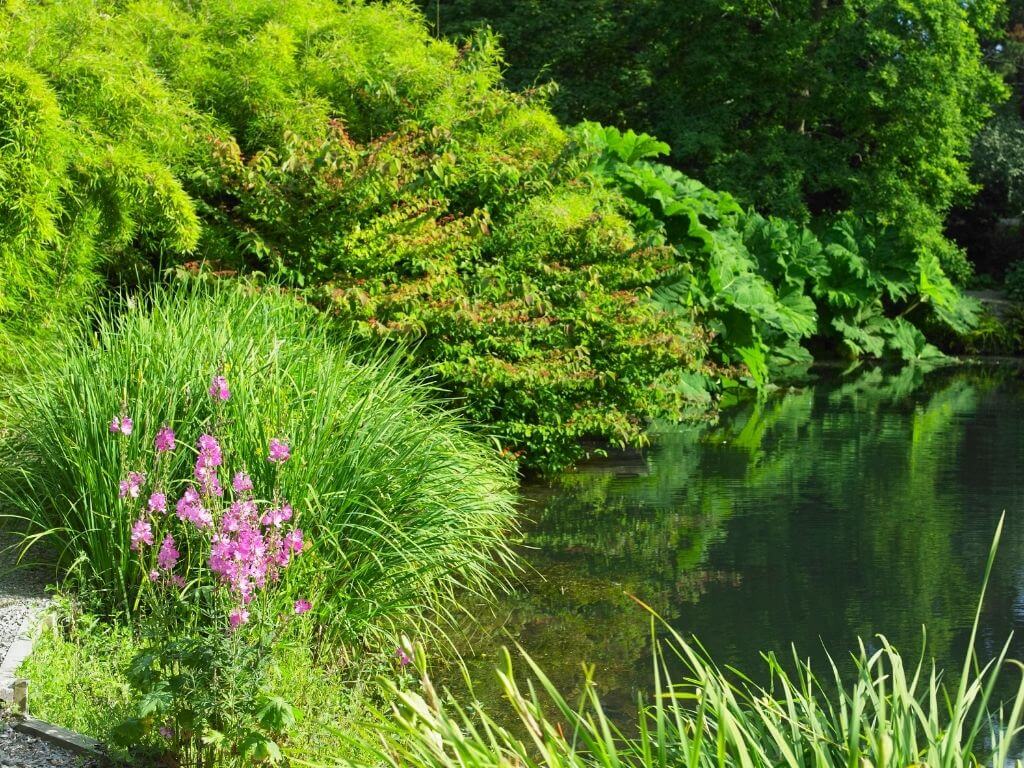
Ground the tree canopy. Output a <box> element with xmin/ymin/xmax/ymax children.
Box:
<box><xmin>427</xmin><ymin>0</ymin><xmax>1007</xmax><ymax>280</ymax></box>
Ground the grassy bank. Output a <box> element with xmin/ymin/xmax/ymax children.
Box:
<box><xmin>20</xmin><ymin>605</ymin><xmax>398</xmax><ymax>764</ymax></box>
<box><xmin>23</xmin><ymin>522</ymin><xmax>1024</xmax><ymax>767</ymax></box>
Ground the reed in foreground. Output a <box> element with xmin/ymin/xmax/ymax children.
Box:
<box><xmin>352</xmin><ymin>517</ymin><xmax>1024</xmax><ymax>768</ymax></box>
<box><xmin>0</xmin><ymin>284</ymin><xmax>518</xmax><ymax>642</ymax></box>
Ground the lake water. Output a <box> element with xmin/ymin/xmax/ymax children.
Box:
<box><xmin>450</xmin><ymin>363</ymin><xmax>1024</xmax><ymax>721</ymax></box>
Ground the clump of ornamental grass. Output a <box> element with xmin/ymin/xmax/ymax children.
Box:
<box><xmin>0</xmin><ymin>284</ymin><xmax>518</xmax><ymax>644</ymax></box>
<box><xmin>352</xmin><ymin>517</ymin><xmax>1024</xmax><ymax>768</ymax></box>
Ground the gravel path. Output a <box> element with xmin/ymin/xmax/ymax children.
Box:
<box><xmin>0</xmin><ymin>716</ymin><xmax>94</xmax><ymax>767</ymax></box>
<box><xmin>0</xmin><ymin>533</ymin><xmax>91</xmax><ymax>767</ymax></box>
<box><xmin>0</xmin><ymin>532</ymin><xmax>50</xmax><ymax>662</ymax></box>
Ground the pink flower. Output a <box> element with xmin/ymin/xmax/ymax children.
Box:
<box><xmin>232</xmin><ymin>471</ymin><xmax>253</xmax><ymax>494</ymax></box>
<box><xmin>283</xmin><ymin>528</ymin><xmax>304</xmax><ymax>554</ymax></box>
<box><xmin>119</xmin><ymin>472</ymin><xmax>146</xmax><ymax>500</ymax></box>
<box><xmin>176</xmin><ymin>487</ymin><xmax>212</xmax><ymax>529</ymax></box>
<box><xmin>221</xmin><ymin>500</ymin><xmax>257</xmax><ymax>532</ymax></box>
<box><xmin>197</xmin><ymin>470</ymin><xmax>223</xmax><ymax>498</ymax></box>
<box><xmin>169</xmin><ymin>574</ymin><xmax>186</xmax><ymax>589</ymax></box>
<box><xmin>209</xmin><ymin>375</ymin><xmax>230</xmax><ymax>401</ymax></box>
<box><xmin>261</xmin><ymin>503</ymin><xmax>292</xmax><ymax>528</ymax></box>
<box><xmin>154</xmin><ymin>426</ymin><xmax>176</xmax><ymax>453</ymax></box>
<box><xmin>395</xmin><ymin>647</ymin><xmax>413</xmax><ymax>667</ymax></box>
<box><xmin>159</xmin><ymin>726</ymin><xmax>173</xmax><ymax>740</ymax></box>
<box><xmin>148</xmin><ymin>492</ymin><xmax>167</xmax><ymax>514</ymax></box>
<box><xmin>109</xmin><ymin>416</ymin><xmax>133</xmax><ymax>436</ymax></box>
<box><xmin>229</xmin><ymin>608</ymin><xmax>249</xmax><ymax>629</ymax></box>
<box><xmin>149</xmin><ymin>569</ymin><xmax>159</xmax><ymax>582</ymax></box>
<box><xmin>130</xmin><ymin>519</ymin><xmax>153</xmax><ymax>551</ymax></box>
<box><xmin>294</xmin><ymin>599</ymin><xmax>311</xmax><ymax>615</ymax></box>
<box><xmin>267</xmin><ymin>438</ymin><xmax>290</xmax><ymax>463</ymax></box>
<box><xmin>175</xmin><ymin>487</ymin><xmax>199</xmax><ymax>516</ymax></box>
<box><xmin>194</xmin><ymin>435</ymin><xmax>224</xmax><ymax>496</ymax></box>
<box><xmin>197</xmin><ymin>434</ymin><xmax>222</xmax><ymax>464</ymax></box>
<box><xmin>157</xmin><ymin>534</ymin><xmax>179</xmax><ymax>571</ymax></box>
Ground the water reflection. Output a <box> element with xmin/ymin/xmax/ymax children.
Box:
<box><xmin>450</xmin><ymin>363</ymin><xmax>1024</xmax><ymax>721</ymax></box>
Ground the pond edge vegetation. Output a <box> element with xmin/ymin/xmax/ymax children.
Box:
<box><xmin>2</xmin><ymin>0</ymin><xmax>1024</xmax><ymax>765</ymax></box>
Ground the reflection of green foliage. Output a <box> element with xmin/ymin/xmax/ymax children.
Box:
<box><xmin>454</xmin><ymin>365</ymin><xmax>1024</xmax><ymax>713</ymax></box>
<box><xmin>442</xmin><ymin>562</ymin><xmax>658</xmax><ymax>730</ymax></box>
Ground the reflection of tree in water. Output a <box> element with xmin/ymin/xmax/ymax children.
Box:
<box><xmin>446</xmin><ymin>364</ymin><xmax>1024</xmax><ymax>722</ymax></box>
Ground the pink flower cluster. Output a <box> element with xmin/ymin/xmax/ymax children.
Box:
<box><xmin>155</xmin><ymin>426</ymin><xmax>175</xmax><ymax>453</ymax></box>
<box><xmin>194</xmin><ymin>434</ymin><xmax>224</xmax><ymax>497</ymax></box>
<box><xmin>267</xmin><ymin>438</ymin><xmax>290</xmax><ymax>463</ymax></box>
<box><xmin>176</xmin><ymin>487</ymin><xmax>213</xmax><ymax>529</ymax></box>
<box><xmin>131</xmin><ymin>518</ymin><xmax>153</xmax><ymax>551</ymax></box>
<box><xmin>232</xmin><ymin>471</ymin><xmax>253</xmax><ymax>494</ymax></box>
<box><xmin>208</xmin><ymin>494</ymin><xmax>305</xmax><ymax>614</ymax></box>
<box><xmin>109</xmin><ymin>415</ymin><xmax>133</xmax><ymax>436</ymax></box>
<box><xmin>209</xmin><ymin>375</ymin><xmax>230</xmax><ymax>401</ymax></box>
<box><xmin>119</xmin><ymin>472</ymin><xmax>146</xmax><ymax>500</ymax></box>
<box><xmin>111</xmin><ymin>376</ymin><xmax>310</xmax><ymax>630</ymax></box>
<box><xmin>148</xmin><ymin>492</ymin><xmax>167</xmax><ymax>514</ymax></box>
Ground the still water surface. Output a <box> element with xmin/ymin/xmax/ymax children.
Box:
<box><xmin>452</xmin><ymin>363</ymin><xmax>1024</xmax><ymax>719</ymax></box>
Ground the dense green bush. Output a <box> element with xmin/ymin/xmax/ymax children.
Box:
<box><xmin>0</xmin><ymin>4</ymin><xmax>203</xmax><ymax>361</ymax></box>
<box><xmin>423</xmin><ymin>0</ymin><xmax>1005</xmax><ymax>280</ymax></box>
<box><xmin>0</xmin><ymin>62</ymin><xmax>92</xmax><ymax>365</ymax></box>
<box><xmin>0</xmin><ymin>0</ymin><xmax>987</xmax><ymax>470</ymax></box>
<box><xmin>196</xmin><ymin>121</ymin><xmax>705</xmax><ymax>470</ymax></box>
<box><xmin>948</xmin><ymin>3</ymin><xmax>1024</xmax><ymax>278</ymax></box>
<box><xmin>577</xmin><ymin>124</ymin><xmax>977</xmax><ymax>381</ymax></box>
<box><xmin>1006</xmin><ymin>259</ymin><xmax>1024</xmax><ymax>301</ymax></box>
<box><xmin>0</xmin><ymin>0</ymin><xmax>707</xmax><ymax>471</ymax></box>
<box><xmin>0</xmin><ymin>286</ymin><xmax>517</xmax><ymax>640</ymax></box>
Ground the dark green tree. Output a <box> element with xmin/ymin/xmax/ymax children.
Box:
<box><xmin>426</xmin><ymin>0</ymin><xmax>1007</xmax><ymax>279</ymax></box>
<box><xmin>948</xmin><ymin>0</ymin><xmax>1024</xmax><ymax>278</ymax></box>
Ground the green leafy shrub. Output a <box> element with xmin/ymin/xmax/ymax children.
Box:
<box><xmin>22</xmin><ymin>604</ymin><xmax>396</xmax><ymax>765</ymax></box>
<box><xmin>0</xmin><ymin>285</ymin><xmax>517</xmax><ymax>639</ymax></box>
<box><xmin>1005</xmin><ymin>259</ymin><xmax>1024</xmax><ymax>301</ymax></box>
<box><xmin>577</xmin><ymin>124</ymin><xmax>977</xmax><ymax>380</ymax></box>
<box><xmin>0</xmin><ymin>0</ymin><xmax>708</xmax><ymax>471</ymax></box>
<box><xmin>957</xmin><ymin>308</ymin><xmax>1024</xmax><ymax>355</ymax></box>
<box><xmin>193</xmin><ymin>119</ymin><xmax>705</xmax><ymax>469</ymax></box>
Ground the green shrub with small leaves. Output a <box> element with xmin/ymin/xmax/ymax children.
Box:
<box><xmin>0</xmin><ymin>0</ymin><xmax>709</xmax><ymax>471</ymax></box>
<box><xmin>1005</xmin><ymin>259</ymin><xmax>1024</xmax><ymax>301</ymax></box>
<box><xmin>0</xmin><ymin>3</ymin><xmax>204</xmax><ymax>361</ymax></box>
